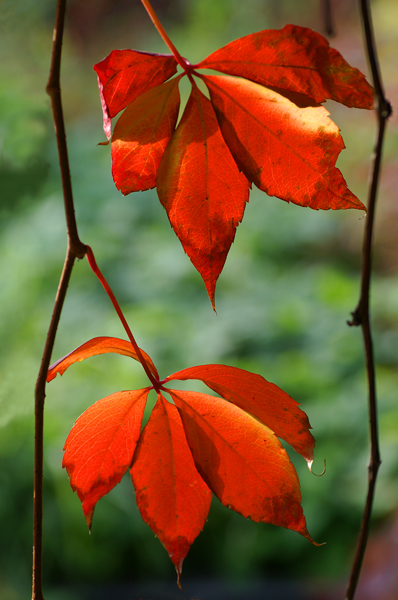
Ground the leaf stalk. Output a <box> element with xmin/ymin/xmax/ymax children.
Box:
<box><xmin>85</xmin><ymin>246</ymin><xmax>160</xmax><ymax>390</ymax></box>
<box><xmin>140</xmin><ymin>0</ymin><xmax>193</xmax><ymax>76</ymax></box>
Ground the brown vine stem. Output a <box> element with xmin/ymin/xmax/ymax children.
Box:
<box><xmin>32</xmin><ymin>0</ymin><xmax>86</xmax><ymax>598</ymax></box>
<box><xmin>345</xmin><ymin>1</ymin><xmax>392</xmax><ymax>599</ymax></box>
<box><xmin>322</xmin><ymin>0</ymin><xmax>335</xmax><ymax>37</ymax></box>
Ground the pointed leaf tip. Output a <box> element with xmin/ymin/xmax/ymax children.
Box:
<box><xmin>84</xmin><ymin>508</ymin><xmax>94</xmax><ymax>532</ymax></box>
<box><xmin>176</xmin><ymin>566</ymin><xmax>183</xmax><ymax>590</ymax></box>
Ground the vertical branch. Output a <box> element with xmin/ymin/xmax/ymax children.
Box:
<box><xmin>32</xmin><ymin>0</ymin><xmax>86</xmax><ymax>598</ymax></box>
<box><xmin>345</xmin><ymin>1</ymin><xmax>392</xmax><ymax>599</ymax></box>
<box><xmin>45</xmin><ymin>0</ymin><xmax>86</xmax><ymax>257</ymax></box>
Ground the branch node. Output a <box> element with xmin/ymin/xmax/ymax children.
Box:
<box><xmin>379</xmin><ymin>98</ymin><xmax>392</xmax><ymax>119</ymax></box>
<box><xmin>347</xmin><ymin>307</ymin><xmax>362</xmax><ymax>327</ymax></box>
<box><xmin>72</xmin><ymin>241</ymin><xmax>88</xmax><ymax>260</ymax></box>
<box><xmin>45</xmin><ymin>81</ymin><xmax>60</xmax><ymax>97</ymax></box>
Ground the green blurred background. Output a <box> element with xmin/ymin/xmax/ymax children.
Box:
<box><xmin>0</xmin><ymin>0</ymin><xmax>397</xmax><ymax>598</ymax></box>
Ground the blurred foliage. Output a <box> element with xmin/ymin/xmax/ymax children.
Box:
<box><xmin>0</xmin><ymin>1</ymin><xmax>397</xmax><ymax>599</ymax></box>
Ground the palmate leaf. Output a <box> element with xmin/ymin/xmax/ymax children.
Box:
<box><xmin>94</xmin><ymin>24</ymin><xmax>373</xmax><ymax>307</ymax></box>
<box><xmin>48</xmin><ymin>337</ymin><xmax>318</xmax><ymax>584</ymax></box>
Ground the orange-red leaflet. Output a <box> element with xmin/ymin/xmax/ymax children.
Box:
<box><xmin>112</xmin><ymin>76</ymin><xmax>182</xmax><ymax>194</ymax></box>
<box><xmin>156</xmin><ymin>85</ymin><xmax>250</xmax><ymax>307</ymax></box>
<box><xmin>170</xmin><ymin>389</ymin><xmax>313</xmax><ymax>541</ymax></box>
<box><xmin>48</xmin><ymin>336</ymin><xmax>319</xmax><ymax>584</ymax></box>
<box><xmin>203</xmin><ymin>75</ymin><xmax>361</xmax><ymax>210</ymax></box>
<box><xmin>131</xmin><ymin>393</ymin><xmax>212</xmax><ymax>587</ymax></box>
<box><xmin>95</xmin><ymin>50</ymin><xmax>178</xmax><ymax>140</ymax></box>
<box><xmin>94</xmin><ymin>24</ymin><xmax>373</xmax><ymax>307</ymax></box>
<box><xmin>47</xmin><ymin>336</ymin><xmax>159</xmax><ymax>381</ymax></box>
<box><xmin>63</xmin><ymin>388</ymin><xmax>149</xmax><ymax>530</ymax></box>
<box><xmin>165</xmin><ymin>363</ymin><xmax>314</xmax><ymax>464</ymax></box>
<box><xmin>196</xmin><ymin>24</ymin><xmax>374</xmax><ymax>109</ymax></box>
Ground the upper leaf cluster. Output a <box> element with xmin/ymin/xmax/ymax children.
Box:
<box><xmin>94</xmin><ymin>24</ymin><xmax>373</xmax><ymax>307</ymax></box>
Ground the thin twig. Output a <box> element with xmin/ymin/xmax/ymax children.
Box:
<box><xmin>345</xmin><ymin>1</ymin><xmax>392</xmax><ymax>598</ymax></box>
<box><xmin>322</xmin><ymin>0</ymin><xmax>335</xmax><ymax>37</ymax></box>
<box><xmin>32</xmin><ymin>1</ymin><xmax>86</xmax><ymax>598</ymax></box>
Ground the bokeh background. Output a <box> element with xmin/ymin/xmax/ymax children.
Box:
<box><xmin>1</xmin><ymin>0</ymin><xmax>397</xmax><ymax>599</ymax></box>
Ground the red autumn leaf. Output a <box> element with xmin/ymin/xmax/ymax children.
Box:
<box><xmin>95</xmin><ymin>25</ymin><xmax>373</xmax><ymax>305</ymax></box>
<box><xmin>94</xmin><ymin>50</ymin><xmax>178</xmax><ymax>139</ymax></box>
<box><xmin>131</xmin><ymin>394</ymin><xmax>212</xmax><ymax>585</ymax></box>
<box><xmin>48</xmin><ymin>336</ymin><xmax>319</xmax><ymax>581</ymax></box>
<box><xmin>203</xmin><ymin>74</ymin><xmax>361</xmax><ymax>210</ymax></box>
<box><xmin>63</xmin><ymin>388</ymin><xmax>149</xmax><ymax>529</ymax></box>
<box><xmin>165</xmin><ymin>363</ymin><xmax>314</xmax><ymax>464</ymax></box>
<box><xmin>169</xmin><ymin>388</ymin><xmax>315</xmax><ymax>542</ymax></box>
<box><xmin>156</xmin><ymin>85</ymin><xmax>250</xmax><ymax>308</ymax></box>
<box><xmin>197</xmin><ymin>24</ymin><xmax>374</xmax><ymax>109</ymax></box>
<box><xmin>47</xmin><ymin>336</ymin><xmax>159</xmax><ymax>382</ymax></box>
<box><xmin>112</xmin><ymin>77</ymin><xmax>182</xmax><ymax>193</ymax></box>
